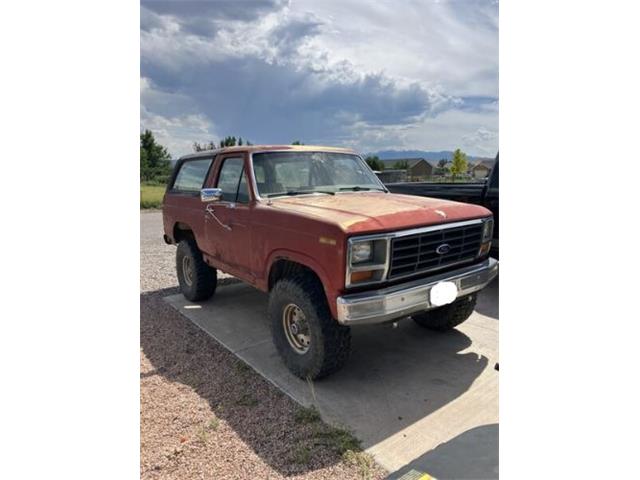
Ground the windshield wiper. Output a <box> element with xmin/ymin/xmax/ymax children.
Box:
<box><xmin>265</xmin><ymin>190</ymin><xmax>335</xmax><ymax>198</ymax></box>
<box><xmin>339</xmin><ymin>186</ymin><xmax>386</xmax><ymax>192</ymax></box>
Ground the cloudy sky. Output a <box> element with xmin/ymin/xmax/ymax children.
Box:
<box><xmin>141</xmin><ymin>0</ymin><xmax>498</xmax><ymax>158</ymax></box>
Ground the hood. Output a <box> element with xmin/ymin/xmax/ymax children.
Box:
<box><xmin>268</xmin><ymin>192</ymin><xmax>491</xmax><ymax>235</ymax></box>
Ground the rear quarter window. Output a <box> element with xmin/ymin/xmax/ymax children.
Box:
<box><xmin>172</xmin><ymin>159</ymin><xmax>213</xmax><ymax>192</ymax></box>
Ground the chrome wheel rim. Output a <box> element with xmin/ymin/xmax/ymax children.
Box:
<box><xmin>182</xmin><ymin>256</ymin><xmax>194</xmax><ymax>286</ymax></box>
<box><xmin>282</xmin><ymin>303</ymin><xmax>311</xmax><ymax>354</ymax></box>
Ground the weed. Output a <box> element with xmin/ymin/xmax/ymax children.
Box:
<box><xmin>196</xmin><ymin>427</ymin><xmax>208</xmax><ymax>444</ymax></box>
<box><xmin>314</xmin><ymin>426</ymin><xmax>361</xmax><ymax>454</ymax></box>
<box><xmin>294</xmin><ymin>405</ymin><xmax>321</xmax><ymax>425</ymax></box>
<box><xmin>293</xmin><ymin>445</ymin><xmax>312</xmax><ymax>465</ymax></box>
<box><xmin>343</xmin><ymin>450</ymin><xmax>375</xmax><ymax>479</ymax></box>
<box><xmin>235</xmin><ymin>361</ymin><xmax>250</xmax><ymax>375</ymax></box>
<box><xmin>208</xmin><ymin>417</ymin><xmax>219</xmax><ymax>431</ymax></box>
<box><xmin>305</xmin><ymin>376</ymin><xmax>318</xmax><ymax>403</ymax></box>
<box><xmin>236</xmin><ymin>394</ymin><xmax>259</xmax><ymax>407</ymax></box>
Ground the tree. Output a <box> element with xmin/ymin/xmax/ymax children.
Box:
<box><xmin>437</xmin><ymin>158</ymin><xmax>447</xmax><ymax>168</ymax></box>
<box><xmin>450</xmin><ymin>148</ymin><xmax>468</xmax><ymax>180</ymax></box>
<box><xmin>219</xmin><ymin>136</ymin><xmax>233</xmax><ymax>147</ymax></box>
<box><xmin>193</xmin><ymin>141</ymin><xmax>215</xmax><ymax>152</ymax></box>
<box><xmin>193</xmin><ymin>135</ymin><xmax>254</xmax><ymax>153</ymax></box>
<box><xmin>140</xmin><ymin>130</ymin><xmax>171</xmax><ymax>182</ymax></box>
<box><xmin>364</xmin><ymin>155</ymin><xmax>384</xmax><ymax>171</ymax></box>
<box><xmin>291</xmin><ymin>140</ymin><xmax>303</xmax><ymax>145</ymax></box>
<box><xmin>140</xmin><ymin>147</ymin><xmax>149</xmax><ymax>179</ymax></box>
<box><xmin>394</xmin><ymin>159</ymin><xmax>410</xmax><ymax>170</ymax></box>
<box><xmin>218</xmin><ymin>135</ymin><xmax>247</xmax><ymax>147</ymax></box>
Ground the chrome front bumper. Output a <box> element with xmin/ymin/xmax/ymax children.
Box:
<box><xmin>336</xmin><ymin>257</ymin><xmax>498</xmax><ymax>326</ymax></box>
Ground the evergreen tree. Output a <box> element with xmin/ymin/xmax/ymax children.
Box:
<box><xmin>140</xmin><ymin>130</ymin><xmax>171</xmax><ymax>182</ymax></box>
<box><xmin>364</xmin><ymin>155</ymin><xmax>385</xmax><ymax>171</ymax></box>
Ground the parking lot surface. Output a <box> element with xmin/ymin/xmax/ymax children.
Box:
<box><xmin>165</xmin><ymin>272</ymin><xmax>498</xmax><ymax>476</ymax></box>
<box><xmin>141</xmin><ymin>211</ymin><xmax>389</xmax><ymax>479</ymax></box>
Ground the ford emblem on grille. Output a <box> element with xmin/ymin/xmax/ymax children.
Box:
<box><xmin>436</xmin><ymin>243</ymin><xmax>451</xmax><ymax>255</ymax></box>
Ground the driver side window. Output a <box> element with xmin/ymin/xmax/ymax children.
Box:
<box><xmin>217</xmin><ymin>157</ymin><xmax>249</xmax><ymax>204</ymax></box>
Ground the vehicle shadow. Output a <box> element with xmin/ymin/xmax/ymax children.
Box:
<box><xmin>386</xmin><ymin>424</ymin><xmax>498</xmax><ymax>480</ymax></box>
<box><xmin>141</xmin><ymin>284</ymin><xmax>493</xmax><ymax>476</ymax></box>
<box><xmin>337</xmin><ymin>318</ymin><xmax>490</xmax><ymax>450</ymax></box>
<box><xmin>475</xmin><ymin>276</ymin><xmax>499</xmax><ymax>319</ymax></box>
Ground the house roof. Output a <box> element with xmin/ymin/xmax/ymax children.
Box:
<box><xmin>470</xmin><ymin>158</ymin><xmax>496</xmax><ymax>170</ymax></box>
<box><xmin>379</xmin><ymin>157</ymin><xmax>433</xmax><ymax>168</ymax></box>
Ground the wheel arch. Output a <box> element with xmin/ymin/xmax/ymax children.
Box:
<box><xmin>172</xmin><ymin>221</ymin><xmax>196</xmax><ymax>243</ymax></box>
<box><xmin>266</xmin><ymin>252</ymin><xmax>339</xmax><ymax>319</ymax></box>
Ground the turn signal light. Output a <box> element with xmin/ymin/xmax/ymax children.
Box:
<box><xmin>478</xmin><ymin>242</ymin><xmax>492</xmax><ymax>257</ymax></box>
<box><xmin>350</xmin><ymin>270</ymin><xmax>374</xmax><ymax>283</ymax></box>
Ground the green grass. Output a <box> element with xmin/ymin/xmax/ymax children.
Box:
<box><xmin>140</xmin><ymin>183</ymin><xmax>166</xmax><ymax>209</ymax></box>
<box><xmin>208</xmin><ymin>417</ymin><xmax>219</xmax><ymax>431</ymax></box>
<box><xmin>293</xmin><ymin>445</ymin><xmax>312</xmax><ymax>465</ymax></box>
<box><xmin>294</xmin><ymin>405</ymin><xmax>322</xmax><ymax>425</ymax></box>
<box><xmin>235</xmin><ymin>361</ymin><xmax>251</xmax><ymax>375</ymax></box>
<box><xmin>313</xmin><ymin>426</ymin><xmax>361</xmax><ymax>454</ymax></box>
<box><xmin>290</xmin><ymin>404</ymin><xmax>375</xmax><ymax>477</ymax></box>
<box><xmin>235</xmin><ymin>394</ymin><xmax>259</xmax><ymax>407</ymax></box>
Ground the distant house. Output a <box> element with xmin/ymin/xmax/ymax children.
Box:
<box><xmin>380</xmin><ymin>158</ymin><xmax>433</xmax><ymax>178</ymax></box>
<box><xmin>375</xmin><ymin>169</ymin><xmax>407</xmax><ymax>183</ymax></box>
<box><xmin>469</xmin><ymin>158</ymin><xmax>495</xmax><ymax>179</ymax></box>
<box><xmin>437</xmin><ymin>160</ymin><xmax>453</xmax><ymax>175</ymax></box>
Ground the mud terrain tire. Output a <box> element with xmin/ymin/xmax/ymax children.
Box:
<box><xmin>176</xmin><ymin>240</ymin><xmax>217</xmax><ymax>302</ymax></box>
<box><xmin>269</xmin><ymin>274</ymin><xmax>351</xmax><ymax>379</ymax></box>
<box><xmin>411</xmin><ymin>293</ymin><xmax>477</xmax><ymax>331</ymax></box>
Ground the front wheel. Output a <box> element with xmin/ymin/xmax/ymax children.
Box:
<box><xmin>269</xmin><ymin>274</ymin><xmax>351</xmax><ymax>380</ymax></box>
<box><xmin>411</xmin><ymin>293</ymin><xmax>477</xmax><ymax>331</ymax></box>
<box><xmin>176</xmin><ymin>240</ymin><xmax>217</xmax><ymax>302</ymax></box>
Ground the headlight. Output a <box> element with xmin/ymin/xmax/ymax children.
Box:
<box><xmin>351</xmin><ymin>241</ymin><xmax>373</xmax><ymax>264</ymax></box>
<box><xmin>346</xmin><ymin>236</ymin><xmax>390</xmax><ymax>287</ymax></box>
<box><xmin>482</xmin><ymin>218</ymin><xmax>494</xmax><ymax>242</ymax></box>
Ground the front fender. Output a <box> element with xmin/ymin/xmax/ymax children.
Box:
<box><xmin>264</xmin><ymin>249</ymin><xmax>342</xmax><ymax>319</ymax></box>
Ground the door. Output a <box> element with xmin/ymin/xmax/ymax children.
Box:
<box><xmin>164</xmin><ymin>156</ymin><xmax>214</xmax><ymax>247</ymax></box>
<box><xmin>204</xmin><ymin>154</ymin><xmax>253</xmax><ymax>278</ymax></box>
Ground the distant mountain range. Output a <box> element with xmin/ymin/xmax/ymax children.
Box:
<box><xmin>365</xmin><ymin>150</ymin><xmax>494</xmax><ymax>162</ymax></box>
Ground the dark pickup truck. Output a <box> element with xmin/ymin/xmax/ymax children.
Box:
<box><xmin>385</xmin><ymin>155</ymin><xmax>499</xmax><ymax>250</ymax></box>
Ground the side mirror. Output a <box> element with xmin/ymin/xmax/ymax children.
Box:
<box><xmin>201</xmin><ymin>188</ymin><xmax>223</xmax><ymax>203</ymax></box>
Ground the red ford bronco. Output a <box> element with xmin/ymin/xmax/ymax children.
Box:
<box><xmin>163</xmin><ymin>145</ymin><xmax>498</xmax><ymax>379</ymax></box>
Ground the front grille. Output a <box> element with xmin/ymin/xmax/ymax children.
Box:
<box><xmin>388</xmin><ymin>223</ymin><xmax>483</xmax><ymax>279</ymax></box>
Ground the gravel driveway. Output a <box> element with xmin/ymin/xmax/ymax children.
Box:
<box><xmin>140</xmin><ymin>210</ymin><xmax>386</xmax><ymax>479</ymax></box>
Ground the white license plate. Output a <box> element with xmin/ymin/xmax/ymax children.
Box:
<box><xmin>430</xmin><ymin>281</ymin><xmax>458</xmax><ymax>307</ymax></box>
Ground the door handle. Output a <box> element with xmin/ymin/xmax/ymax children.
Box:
<box><xmin>206</xmin><ymin>204</ymin><xmax>232</xmax><ymax>231</ymax></box>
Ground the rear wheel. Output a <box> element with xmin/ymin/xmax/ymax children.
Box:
<box><xmin>411</xmin><ymin>293</ymin><xmax>477</xmax><ymax>331</ymax></box>
<box><xmin>176</xmin><ymin>239</ymin><xmax>217</xmax><ymax>301</ymax></box>
<box><xmin>269</xmin><ymin>274</ymin><xmax>351</xmax><ymax>379</ymax></box>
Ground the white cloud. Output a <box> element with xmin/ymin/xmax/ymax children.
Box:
<box><xmin>140</xmin><ymin>0</ymin><xmax>498</xmax><ymax>157</ymax></box>
<box><xmin>407</xmin><ymin>109</ymin><xmax>499</xmax><ymax>155</ymax></box>
<box><xmin>292</xmin><ymin>0</ymin><xmax>498</xmax><ymax>97</ymax></box>
<box><xmin>140</xmin><ymin>78</ymin><xmax>218</xmax><ymax>157</ymax></box>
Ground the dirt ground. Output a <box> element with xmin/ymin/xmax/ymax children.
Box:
<box><xmin>140</xmin><ymin>211</ymin><xmax>386</xmax><ymax>479</ymax></box>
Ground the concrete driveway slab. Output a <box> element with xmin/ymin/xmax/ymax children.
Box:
<box><xmin>164</xmin><ymin>278</ymin><xmax>498</xmax><ymax>475</ymax></box>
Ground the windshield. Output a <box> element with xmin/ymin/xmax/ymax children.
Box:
<box><xmin>251</xmin><ymin>151</ymin><xmax>386</xmax><ymax>198</ymax></box>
